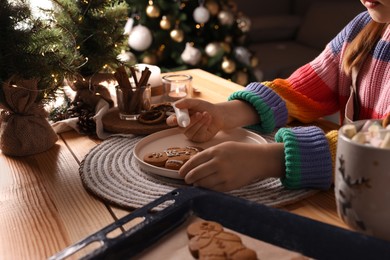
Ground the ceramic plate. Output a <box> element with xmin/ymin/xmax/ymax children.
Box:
<box><xmin>133</xmin><ymin>127</ymin><xmax>267</xmax><ymax>179</ymax></box>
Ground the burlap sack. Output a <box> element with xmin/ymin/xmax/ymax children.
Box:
<box><xmin>0</xmin><ymin>76</ymin><xmax>58</xmax><ymax>156</ymax></box>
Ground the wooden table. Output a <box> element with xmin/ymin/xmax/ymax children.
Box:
<box><xmin>0</xmin><ymin>69</ymin><xmax>348</xmax><ymax>259</ymax></box>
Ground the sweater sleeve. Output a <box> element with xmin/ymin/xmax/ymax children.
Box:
<box><xmin>228</xmin><ymin>82</ymin><xmax>288</xmax><ymax>133</ymax></box>
<box><xmin>275</xmin><ymin>126</ymin><xmax>333</xmax><ymax>190</ymax></box>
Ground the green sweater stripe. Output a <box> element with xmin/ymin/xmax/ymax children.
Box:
<box><xmin>275</xmin><ymin>128</ymin><xmax>302</xmax><ymax>188</ymax></box>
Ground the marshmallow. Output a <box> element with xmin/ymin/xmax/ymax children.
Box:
<box><xmin>342</xmin><ymin>124</ymin><xmax>357</xmax><ymax>139</ymax></box>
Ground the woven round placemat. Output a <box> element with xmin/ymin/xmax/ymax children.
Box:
<box><xmin>80</xmin><ymin>135</ymin><xmax>318</xmax><ymax>210</ymax></box>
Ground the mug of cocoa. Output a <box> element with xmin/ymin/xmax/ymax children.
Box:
<box><xmin>335</xmin><ymin>119</ymin><xmax>390</xmax><ymax>241</ymax></box>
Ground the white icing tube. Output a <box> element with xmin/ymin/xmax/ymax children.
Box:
<box><xmin>173</xmin><ymin>103</ymin><xmax>190</xmax><ymax>127</ymax></box>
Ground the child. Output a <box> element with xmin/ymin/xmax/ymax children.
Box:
<box><xmin>167</xmin><ymin>0</ymin><xmax>390</xmax><ymax>192</ymax></box>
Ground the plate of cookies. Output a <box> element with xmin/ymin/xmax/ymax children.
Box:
<box><xmin>133</xmin><ymin>127</ymin><xmax>267</xmax><ymax>179</ymax></box>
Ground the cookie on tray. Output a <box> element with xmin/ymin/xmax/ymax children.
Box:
<box><xmin>186</xmin><ymin>220</ymin><xmax>257</xmax><ymax>260</ymax></box>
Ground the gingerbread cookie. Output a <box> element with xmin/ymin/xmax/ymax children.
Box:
<box><xmin>165</xmin><ymin>159</ymin><xmax>186</xmax><ymax>170</ymax></box>
<box><xmin>143</xmin><ymin>146</ymin><xmax>203</xmax><ymax>170</ymax></box>
<box><xmin>187</xmin><ymin>220</ymin><xmax>257</xmax><ymax>260</ymax></box>
<box><xmin>143</xmin><ymin>152</ymin><xmax>169</xmax><ymax>167</ymax></box>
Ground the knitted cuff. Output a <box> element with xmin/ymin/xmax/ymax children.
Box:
<box><xmin>275</xmin><ymin>126</ymin><xmax>333</xmax><ymax>190</ymax></box>
<box><xmin>326</xmin><ymin>130</ymin><xmax>339</xmax><ymax>181</ymax></box>
<box><xmin>228</xmin><ymin>82</ymin><xmax>288</xmax><ymax>133</ymax></box>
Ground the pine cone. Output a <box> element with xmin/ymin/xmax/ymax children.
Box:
<box><xmin>67</xmin><ymin>101</ymin><xmax>96</xmax><ymax>135</ymax></box>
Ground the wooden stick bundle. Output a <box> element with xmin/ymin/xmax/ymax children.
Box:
<box><xmin>114</xmin><ymin>66</ymin><xmax>152</xmax><ymax>114</ymax></box>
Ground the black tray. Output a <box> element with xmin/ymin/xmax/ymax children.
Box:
<box><xmin>50</xmin><ymin>187</ymin><xmax>390</xmax><ymax>260</ymax></box>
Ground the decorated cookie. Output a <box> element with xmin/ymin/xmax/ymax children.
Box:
<box><xmin>165</xmin><ymin>159</ymin><xmax>186</xmax><ymax>170</ymax></box>
<box><xmin>187</xmin><ymin>220</ymin><xmax>224</xmax><ymax>238</ymax></box>
<box><xmin>143</xmin><ymin>152</ymin><xmax>169</xmax><ymax>167</ymax></box>
<box><xmin>186</xmin><ymin>220</ymin><xmax>257</xmax><ymax>260</ymax></box>
<box><xmin>143</xmin><ymin>146</ymin><xmax>203</xmax><ymax>170</ymax></box>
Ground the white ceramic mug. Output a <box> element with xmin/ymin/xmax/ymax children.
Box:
<box><xmin>335</xmin><ymin>120</ymin><xmax>390</xmax><ymax>241</ymax></box>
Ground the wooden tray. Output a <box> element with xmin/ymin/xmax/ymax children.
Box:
<box><xmin>102</xmin><ymin>108</ymin><xmax>173</xmax><ymax>135</ymax></box>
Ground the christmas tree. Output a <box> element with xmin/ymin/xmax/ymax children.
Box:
<box><xmin>0</xmin><ymin>0</ymin><xmax>77</xmax><ymax>105</ymax></box>
<box><xmin>124</xmin><ymin>0</ymin><xmax>258</xmax><ymax>85</ymax></box>
<box><xmin>49</xmin><ymin>0</ymin><xmax>129</xmax><ymax>79</ymax></box>
<box><xmin>44</xmin><ymin>0</ymin><xmax>130</xmax><ymax>129</ymax></box>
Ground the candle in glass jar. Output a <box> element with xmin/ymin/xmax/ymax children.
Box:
<box><xmin>163</xmin><ymin>74</ymin><xmax>192</xmax><ymax>102</ymax></box>
<box><xmin>169</xmin><ymin>84</ymin><xmax>187</xmax><ymax>99</ymax></box>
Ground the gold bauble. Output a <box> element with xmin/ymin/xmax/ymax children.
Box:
<box><xmin>205</xmin><ymin>42</ymin><xmax>222</xmax><ymax>57</ymax></box>
<box><xmin>205</xmin><ymin>0</ymin><xmax>219</xmax><ymax>16</ymax></box>
<box><xmin>218</xmin><ymin>10</ymin><xmax>234</xmax><ymax>26</ymax></box>
<box><xmin>146</xmin><ymin>4</ymin><xmax>161</xmax><ymax>18</ymax></box>
<box><xmin>251</xmin><ymin>56</ymin><xmax>259</xmax><ymax>67</ymax></box>
<box><xmin>233</xmin><ymin>70</ymin><xmax>249</xmax><ymax>86</ymax></box>
<box><xmin>221</xmin><ymin>57</ymin><xmax>236</xmax><ymax>74</ymax></box>
<box><xmin>160</xmin><ymin>16</ymin><xmax>171</xmax><ymax>30</ymax></box>
<box><xmin>220</xmin><ymin>42</ymin><xmax>231</xmax><ymax>53</ymax></box>
<box><xmin>170</xmin><ymin>28</ymin><xmax>184</xmax><ymax>42</ymax></box>
<box><xmin>142</xmin><ymin>53</ymin><xmax>158</xmax><ymax>65</ymax></box>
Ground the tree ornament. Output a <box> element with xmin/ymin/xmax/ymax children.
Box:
<box><xmin>218</xmin><ymin>10</ymin><xmax>234</xmax><ymax>26</ymax></box>
<box><xmin>205</xmin><ymin>42</ymin><xmax>222</xmax><ymax>57</ymax></box>
<box><xmin>128</xmin><ymin>25</ymin><xmax>153</xmax><ymax>51</ymax></box>
<box><xmin>170</xmin><ymin>26</ymin><xmax>184</xmax><ymax>42</ymax></box>
<box><xmin>205</xmin><ymin>0</ymin><xmax>220</xmax><ymax>16</ymax></box>
<box><xmin>160</xmin><ymin>15</ymin><xmax>171</xmax><ymax>30</ymax></box>
<box><xmin>220</xmin><ymin>42</ymin><xmax>231</xmax><ymax>53</ymax></box>
<box><xmin>181</xmin><ymin>42</ymin><xmax>202</xmax><ymax>66</ymax></box>
<box><xmin>237</xmin><ymin>14</ymin><xmax>251</xmax><ymax>33</ymax></box>
<box><xmin>251</xmin><ymin>56</ymin><xmax>259</xmax><ymax>67</ymax></box>
<box><xmin>221</xmin><ymin>57</ymin><xmax>236</xmax><ymax>74</ymax></box>
<box><xmin>193</xmin><ymin>1</ymin><xmax>210</xmax><ymax>24</ymax></box>
<box><xmin>233</xmin><ymin>70</ymin><xmax>249</xmax><ymax>86</ymax></box>
<box><xmin>117</xmin><ymin>50</ymin><xmax>137</xmax><ymax>65</ymax></box>
<box><xmin>233</xmin><ymin>46</ymin><xmax>251</xmax><ymax>66</ymax></box>
<box><xmin>123</xmin><ymin>18</ymin><xmax>134</xmax><ymax>35</ymax></box>
<box><xmin>146</xmin><ymin>1</ymin><xmax>161</xmax><ymax>18</ymax></box>
<box><xmin>142</xmin><ymin>53</ymin><xmax>158</xmax><ymax>65</ymax></box>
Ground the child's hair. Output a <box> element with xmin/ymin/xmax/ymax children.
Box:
<box><xmin>343</xmin><ymin>21</ymin><xmax>387</xmax><ymax>75</ymax></box>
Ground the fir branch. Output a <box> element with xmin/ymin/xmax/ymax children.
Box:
<box><xmin>50</xmin><ymin>0</ymin><xmax>80</xmax><ymax>25</ymax></box>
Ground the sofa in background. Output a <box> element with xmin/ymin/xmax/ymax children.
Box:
<box><xmin>237</xmin><ymin>0</ymin><xmax>365</xmax><ymax>81</ymax></box>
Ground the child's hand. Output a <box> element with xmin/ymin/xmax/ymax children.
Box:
<box><xmin>178</xmin><ymin>141</ymin><xmax>285</xmax><ymax>192</ymax></box>
<box><xmin>166</xmin><ymin>98</ymin><xmax>224</xmax><ymax>143</ymax></box>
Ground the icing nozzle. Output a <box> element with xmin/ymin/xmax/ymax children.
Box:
<box><xmin>181</xmin><ymin>120</ymin><xmax>189</xmax><ymax>128</ymax></box>
<box><xmin>173</xmin><ymin>104</ymin><xmax>190</xmax><ymax>128</ymax></box>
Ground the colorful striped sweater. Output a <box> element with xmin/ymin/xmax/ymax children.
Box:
<box><xmin>229</xmin><ymin>11</ymin><xmax>390</xmax><ymax>190</ymax></box>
